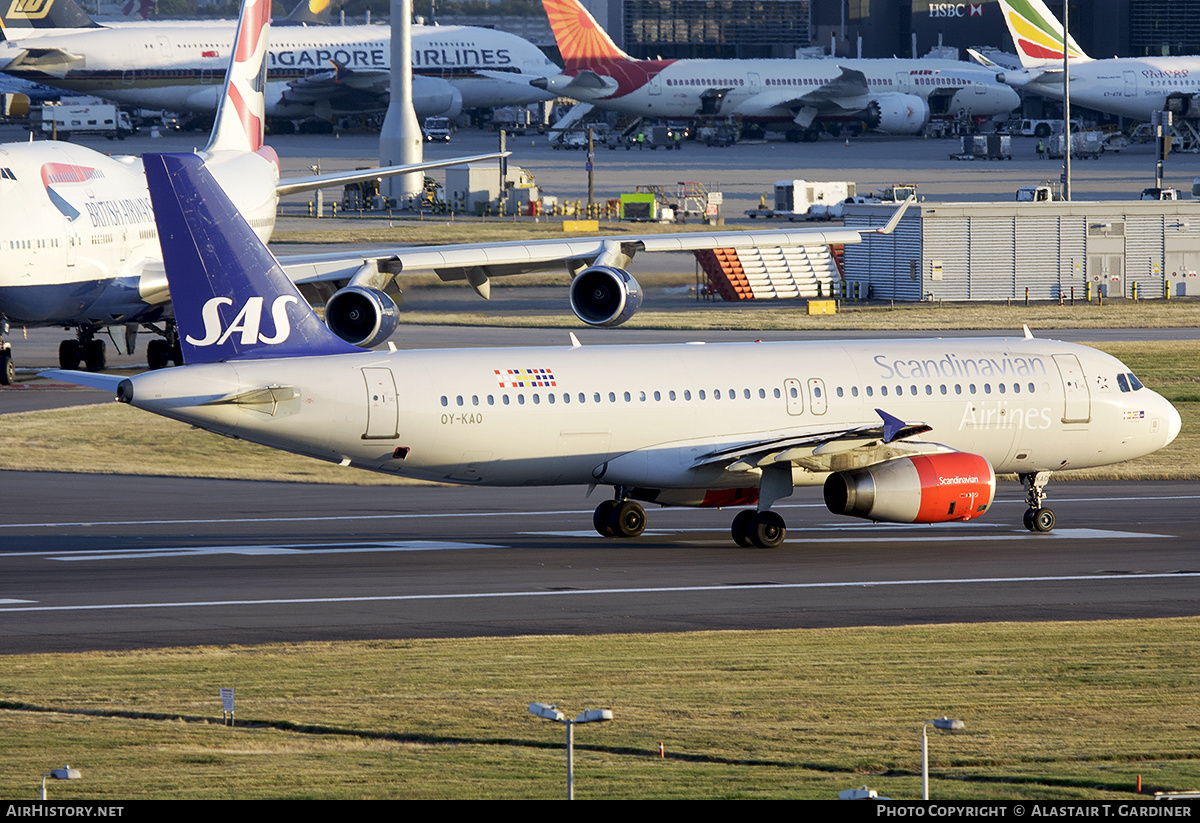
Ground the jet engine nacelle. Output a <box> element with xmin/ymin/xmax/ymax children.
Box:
<box><xmin>823</xmin><ymin>452</ymin><xmax>995</xmax><ymax>524</ymax></box>
<box><xmin>865</xmin><ymin>93</ymin><xmax>930</xmax><ymax>134</ymax></box>
<box><xmin>568</xmin><ymin>266</ymin><xmax>642</xmax><ymax>327</ymax></box>
<box><xmin>324</xmin><ymin>286</ymin><xmax>400</xmax><ymax>348</ymax></box>
<box><xmin>413</xmin><ymin>76</ymin><xmax>463</xmax><ymax>119</ymax></box>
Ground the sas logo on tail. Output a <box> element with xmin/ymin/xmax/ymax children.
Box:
<box><xmin>187</xmin><ymin>295</ymin><xmax>297</xmax><ymax>347</ymax></box>
<box><xmin>6</xmin><ymin>0</ymin><xmax>55</xmax><ymax>20</ymax></box>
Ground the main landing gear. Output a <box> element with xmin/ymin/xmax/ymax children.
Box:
<box><xmin>593</xmin><ymin>496</ymin><xmax>647</xmax><ymax>538</ymax></box>
<box><xmin>58</xmin><ymin>327</ymin><xmax>107</xmax><ymax>371</ymax></box>
<box><xmin>145</xmin><ymin>321</ymin><xmax>182</xmax><ymax>370</ymax></box>
<box><xmin>730</xmin><ymin>509</ymin><xmax>787</xmax><ymax>548</ymax></box>
<box><xmin>1020</xmin><ymin>471</ymin><xmax>1055</xmax><ymax>533</ymax></box>
<box><xmin>592</xmin><ymin>467</ymin><xmax>793</xmax><ymax>548</ymax></box>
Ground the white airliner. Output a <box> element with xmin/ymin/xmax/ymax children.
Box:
<box><xmin>990</xmin><ymin>0</ymin><xmax>1200</xmax><ymax>121</ymax></box>
<box><xmin>0</xmin><ymin>0</ymin><xmax>558</xmax><ymax>118</ymax></box>
<box><xmin>0</xmin><ymin>0</ymin><xmax>511</xmax><ymax>383</ymax></box>
<box><xmin>530</xmin><ymin>0</ymin><xmax>1020</xmax><ymax>140</ymax></box>
<box><xmin>45</xmin><ymin>149</ymin><xmax>1180</xmax><ymax>547</ymax></box>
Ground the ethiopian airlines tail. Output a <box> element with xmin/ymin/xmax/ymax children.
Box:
<box><xmin>203</xmin><ymin>0</ymin><xmax>270</xmax><ymax>155</ymax></box>
<box><xmin>145</xmin><ymin>153</ymin><xmax>358</xmax><ymax>364</ymax></box>
<box><xmin>997</xmin><ymin>0</ymin><xmax>1091</xmax><ymax>68</ymax></box>
<box><xmin>542</xmin><ymin>0</ymin><xmax>632</xmax><ymax>70</ymax></box>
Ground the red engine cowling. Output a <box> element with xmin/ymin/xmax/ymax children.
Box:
<box><xmin>823</xmin><ymin>453</ymin><xmax>996</xmax><ymax>523</ymax></box>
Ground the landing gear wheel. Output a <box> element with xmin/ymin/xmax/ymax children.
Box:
<box><xmin>609</xmin><ymin>500</ymin><xmax>646</xmax><ymax>538</ymax></box>
<box><xmin>0</xmin><ymin>351</ymin><xmax>13</xmax><ymax>385</ymax></box>
<box><xmin>59</xmin><ymin>339</ymin><xmax>81</xmax><ymax>370</ymax></box>
<box><xmin>1023</xmin><ymin>508</ymin><xmax>1035</xmax><ymax>532</ymax></box>
<box><xmin>750</xmin><ymin>511</ymin><xmax>787</xmax><ymax>548</ymax></box>
<box><xmin>83</xmin><ymin>339</ymin><xmax>106</xmax><ymax>372</ymax></box>
<box><xmin>1032</xmin><ymin>508</ymin><xmax>1055</xmax><ymax>533</ymax></box>
<box><xmin>147</xmin><ymin>338</ymin><xmax>171</xmax><ymax>370</ymax></box>
<box><xmin>731</xmin><ymin>510</ymin><xmax>756</xmax><ymax>547</ymax></box>
<box><xmin>593</xmin><ymin>500</ymin><xmax>617</xmax><ymax>537</ymax></box>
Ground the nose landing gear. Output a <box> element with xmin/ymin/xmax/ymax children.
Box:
<box><xmin>1020</xmin><ymin>471</ymin><xmax>1055</xmax><ymax>533</ymax></box>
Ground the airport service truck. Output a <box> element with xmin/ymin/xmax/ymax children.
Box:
<box><xmin>30</xmin><ymin>100</ymin><xmax>134</xmax><ymax>140</ymax></box>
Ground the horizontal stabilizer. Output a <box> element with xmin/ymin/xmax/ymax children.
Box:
<box><xmin>275</xmin><ymin>152</ymin><xmax>508</xmax><ymax>197</ymax></box>
<box><xmin>38</xmin><ymin>369</ymin><xmax>126</xmax><ymax>392</ymax></box>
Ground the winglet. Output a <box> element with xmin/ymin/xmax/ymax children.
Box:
<box><xmin>144</xmin><ymin>153</ymin><xmax>359</xmax><ymax>365</ymax></box>
<box><xmin>876</xmin><ymin>196</ymin><xmax>914</xmax><ymax>235</ymax></box>
<box><xmin>966</xmin><ymin>48</ymin><xmax>997</xmax><ymax>67</ymax></box>
<box><xmin>877</xmin><ymin>409</ymin><xmax>906</xmax><ymax>443</ymax></box>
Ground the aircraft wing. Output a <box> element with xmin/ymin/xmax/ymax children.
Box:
<box><xmin>281</xmin><ymin>225</ymin><xmax>877</xmax><ymax>300</ymax></box>
<box><xmin>692</xmin><ymin>409</ymin><xmax>939</xmax><ymax>475</ymax></box>
<box><xmin>280</xmin><ymin>198</ymin><xmax>911</xmax><ymax>301</ymax></box>
<box><xmin>734</xmin><ymin>66</ymin><xmax>871</xmax><ymax>122</ymax></box>
<box><xmin>3</xmin><ymin>46</ymin><xmax>85</xmax><ymax>79</ymax></box>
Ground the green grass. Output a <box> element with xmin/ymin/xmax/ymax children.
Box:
<box><xmin>2</xmin><ymin>620</ymin><xmax>1199</xmax><ymax>799</ymax></box>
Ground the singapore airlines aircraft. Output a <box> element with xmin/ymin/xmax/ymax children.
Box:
<box><xmin>0</xmin><ymin>0</ymin><xmax>509</xmax><ymax>382</ymax></box>
<box><xmin>44</xmin><ymin>150</ymin><xmax>1179</xmax><ymax>546</ymax></box>
<box><xmin>992</xmin><ymin>0</ymin><xmax>1200</xmax><ymax>121</ymax></box>
<box><xmin>0</xmin><ymin>0</ymin><xmax>558</xmax><ymax>118</ymax></box>
<box><xmin>530</xmin><ymin>0</ymin><xmax>1019</xmax><ymax>140</ymax></box>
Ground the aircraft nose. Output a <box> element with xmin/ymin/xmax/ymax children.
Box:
<box><xmin>1164</xmin><ymin>397</ymin><xmax>1182</xmax><ymax>447</ymax></box>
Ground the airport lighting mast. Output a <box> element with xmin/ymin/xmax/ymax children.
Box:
<box><xmin>1062</xmin><ymin>0</ymin><xmax>1072</xmax><ymax>201</ymax></box>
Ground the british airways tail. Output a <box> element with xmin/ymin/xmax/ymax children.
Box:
<box><xmin>541</xmin><ymin>0</ymin><xmax>633</xmax><ymax>71</ymax></box>
<box><xmin>203</xmin><ymin>0</ymin><xmax>271</xmax><ymax>155</ymax></box>
<box><xmin>144</xmin><ymin>153</ymin><xmax>358</xmax><ymax>365</ymax></box>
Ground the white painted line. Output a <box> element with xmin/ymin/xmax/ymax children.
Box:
<box><xmin>40</xmin><ymin>540</ymin><xmax>505</xmax><ymax>562</ymax></box>
<box><xmin>522</xmin><ymin>528</ymin><xmax>1168</xmax><ymax>541</ymax></box>
<box><xmin>0</xmin><ymin>598</ymin><xmax>35</xmax><ymax>604</ymax></box>
<box><xmin>1</xmin><ymin>572</ymin><xmax>1197</xmax><ymax>614</ymax></box>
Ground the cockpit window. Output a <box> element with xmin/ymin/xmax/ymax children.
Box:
<box><xmin>1117</xmin><ymin>373</ymin><xmax>1130</xmax><ymax>392</ymax></box>
<box><xmin>1128</xmin><ymin>373</ymin><xmax>1144</xmax><ymax>391</ymax></box>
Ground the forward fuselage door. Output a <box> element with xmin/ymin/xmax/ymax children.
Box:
<box><xmin>1053</xmin><ymin>353</ymin><xmax>1091</xmax><ymax>423</ymax></box>
<box><xmin>362</xmin><ymin>366</ymin><xmax>399</xmax><ymax>439</ymax></box>
<box><xmin>784</xmin><ymin>378</ymin><xmax>804</xmax><ymax>415</ymax></box>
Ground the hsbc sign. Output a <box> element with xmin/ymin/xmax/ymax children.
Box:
<box><xmin>929</xmin><ymin>3</ymin><xmax>985</xmax><ymax>16</ymax></box>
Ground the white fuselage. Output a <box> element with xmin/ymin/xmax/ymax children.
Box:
<box><xmin>0</xmin><ymin>22</ymin><xmax>559</xmax><ymax>116</ymax></box>
<box><xmin>125</xmin><ymin>337</ymin><xmax>1178</xmax><ymax>492</ymax></box>
<box><xmin>545</xmin><ymin>57</ymin><xmax>1020</xmax><ymax>129</ymax></box>
<box><xmin>1005</xmin><ymin>56</ymin><xmax>1200</xmax><ymax>120</ymax></box>
<box><xmin>0</xmin><ymin>141</ymin><xmax>278</xmax><ymax>326</ymax></box>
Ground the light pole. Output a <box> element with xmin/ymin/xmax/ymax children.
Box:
<box><xmin>922</xmin><ymin>717</ymin><xmax>964</xmax><ymax>799</ymax></box>
<box><xmin>528</xmin><ymin>702</ymin><xmax>613</xmax><ymax>799</ymax></box>
<box><xmin>40</xmin><ymin>765</ymin><xmax>81</xmax><ymax>800</ymax></box>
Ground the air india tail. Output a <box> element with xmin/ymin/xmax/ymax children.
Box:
<box><xmin>203</xmin><ymin>0</ymin><xmax>270</xmax><ymax>155</ymax></box>
<box><xmin>541</xmin><ymin>0</ymin><xmax>632</xmax><ymax>71</ymax></box>
<box><xmin>997</xmin><ymin>0</ymin><xmax>1091</xmax><ymax>67</ymax></box>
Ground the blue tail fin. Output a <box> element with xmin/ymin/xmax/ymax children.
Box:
<box><xmin>144</xmin><ymin>152</ymin><xmax>359</xmax><ymax>365</ymax></box>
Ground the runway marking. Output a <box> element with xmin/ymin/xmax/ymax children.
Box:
<box><xmin>34</xmin><ymin>540</ymin><xmax>505</xmax><ymax>562</ymax></box>
<box><xmin>523</xmin><ymin>528</ymin><xmax>1168</xmax><ymax>541</ymax></box>
<box><xmin>1</xmin><ymin>572</ymin><xmax>1197</xmax><ymax>614</ymax></box>
<box><xmin>0</xmin><ymin>598</ymin><xmax>35</xmax><ymax>604</ymax></box>
<box><xmin>3</xmin><ymin>496</ymin><xmax>1197</xmax><ymax>530</ymax></box>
